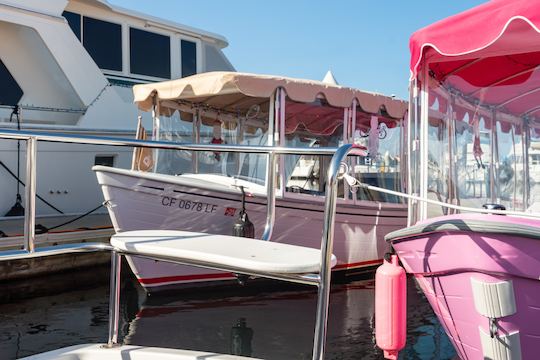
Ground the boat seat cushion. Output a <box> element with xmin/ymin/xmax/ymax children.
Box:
<box><xmin>111</xmin><ymin>230</ymin><xmax>336</xmax><ymax>274</ymax></box>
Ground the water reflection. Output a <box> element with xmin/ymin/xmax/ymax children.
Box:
<box><xmin>0</xmin><ymin>267</ymin><xmax>456</xmax><ymax>359</ymax></box>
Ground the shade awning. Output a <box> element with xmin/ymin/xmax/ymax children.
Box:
<box><xmin>133</xmin><ymin>71</ymin><xmax>408</xmax><ymax>119</ymax></box>
<box><xmin>410</xmin><ymin>0</ymin><xmax>540</xmax><ymax>129</ymax></box>
<box><xmin>410</xmin><ymin>0</ymin><xmax>540</xmax><ymax>79</ymax></box>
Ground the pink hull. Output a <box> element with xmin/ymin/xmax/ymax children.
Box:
<box><xmin>388</xmin><ymin>214</ymin><xmax>540</xmax><ymax>360</ymax></box>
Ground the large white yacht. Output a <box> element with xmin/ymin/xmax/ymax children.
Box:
<box><xmin>0</xmin><ymin>0</ymin><xmax>235</xmax><ymax>242</ymax></box>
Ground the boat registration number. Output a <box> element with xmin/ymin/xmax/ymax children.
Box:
<box><xmin>161</xmin><ymin>196</ymin><xmax>218</xmax><ymax>213</ymax></box>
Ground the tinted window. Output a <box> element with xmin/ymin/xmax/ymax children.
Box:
<box><xmin>83</xmin><ymin>17</ymin><xmax>122</xmax><ymax>71</ymax></box>
<box><xmin>130</xmin><ymin>28</ymin><xmax>170</xmax><ymax>78</ymax></box>
<box><xmin>62</xmin><ymin>11</ymin><xmax>81</xmax><ymax>40</ymax></box>
<box><xmin>181</xmin><ymin>40</ymin><xmax>197</xmax><ymax>77</ymax></box>
<box><xmin>0</xmin><ymin>59</ymin><xmax>23</xmax><ymax>106</ymax></box>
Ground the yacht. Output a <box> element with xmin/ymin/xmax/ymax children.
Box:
<box><xmin>0</xmin><ymin>0</ymin><xmax>234</xmax><ymax>248</ymax></box>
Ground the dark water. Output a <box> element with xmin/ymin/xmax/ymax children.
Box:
<box><xmin>0</xmin><ymin>266</ymin><xmax>456</xmax><ymax>359</ymax></box>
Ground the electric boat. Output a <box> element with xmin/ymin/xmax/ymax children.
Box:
<box><xmin>0</xmin><ymin>0</ymin><xmax>234</xmax><ymax>250</ymax></box>
<box><xmin>386</xmin><ymin>1</ymin><xmax>540</xmax><ymax>359</ymax></box>
<box><xmin>93</xmin><ymin>71</ymin><xmax>409</xmax><ymax>291</ymax></box>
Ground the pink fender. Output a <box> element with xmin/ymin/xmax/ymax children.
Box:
<box><xmin>375</xmin><ymin>254</ymin><xmax>407</xmax><ymax>359</ymax></box>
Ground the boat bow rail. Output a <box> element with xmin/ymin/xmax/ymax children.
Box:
<box><xmin>0</xmin><ymin>129</ymin><xmax>363</xmax><ymax>360</ymax></box>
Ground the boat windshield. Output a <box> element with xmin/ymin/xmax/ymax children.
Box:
<box><xmin>412</xmin><ymin>51</ymin><xmax>540</xmax><ymax>219</ymax></box>
<box><xmin>283</xmin><ymin>98</ymin><xmax>406</xmax><ymax>203</ymax></box>
<box><xmin>155</xmin><ymin>110</ymin><xmax>269</xmax><ymax>185</ymax></box>
<box><xmin>149</xmin><ymin>84</ymin><xmax>407</xmax><ymax>204</ymax></box>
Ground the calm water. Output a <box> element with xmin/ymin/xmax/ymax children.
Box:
<box><xmin>0</xmin><ymin>265</ymin><xmax>456</xmax><ymax>359</ymax></box>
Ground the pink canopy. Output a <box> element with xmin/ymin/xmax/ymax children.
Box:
<box><xmin>410</xmin><ymin>0</ymin><xmax>540</xmax><ymax>131</ymax></box>
<box><xmin>410</xmin><ymin>0</ymin><xmax>540</xmax><ymax>79</ymax></box>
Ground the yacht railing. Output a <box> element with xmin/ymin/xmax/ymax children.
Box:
<box><xmin>0</xmin><ymin>128</ymin><xmax>360</xmax><ymax>360</ymax></box>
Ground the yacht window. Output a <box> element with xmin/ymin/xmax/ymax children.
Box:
<box><xmin>130</xmin><ymin>28</ymin><xmax>170</xmax><ymax>79</ymax></box>
<box><xmin>62</xmin><ymin>11</ymin><xmax>81</xmax><ymax>40</ymax></box>
<box><xmin>0</xmin><ymin>59</ymin><xmax>23</xmax><ymax>106</ymax></box>
<box><xmin>83</xmin><ymin>17</ymin><xmax>122</xmax><ymax>71</ymax></box>
<box><xmin>181</xmin><ymin>40</ymin><xmax>197</xmax><ymax>77</ymax></box>
<box><xmin>94</xmin><ymin>155</ymin><xmax>115</xmax><ymax>167</ymax></box>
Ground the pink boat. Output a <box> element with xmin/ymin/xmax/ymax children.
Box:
<box><xmin>385</xmin><ymin>1</ymin><xmax>540</xmax><ymax>359</ymax></box>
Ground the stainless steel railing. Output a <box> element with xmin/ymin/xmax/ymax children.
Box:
<box><xmin>0</xmin><ymin>128</ymin><xmax>339</xmax><ymax>246</ymax></box>
<box><xmin>0</xmin><ymin>129</ymin><xmax>359</xmax><ymax>360</ymax></box>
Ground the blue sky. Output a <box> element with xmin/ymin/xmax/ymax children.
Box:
<box><xmin>109</xmin><ymin>1</ymin><xmax>486</xmax><ymax>100</ymax></box>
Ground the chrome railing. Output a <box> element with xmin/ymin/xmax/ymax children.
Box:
<box><xmin>0</xmin><ymin>128</ymin><xmax>339</xmax><ymax>246</ymax></box>
<box><xmin>0</xmin><ymin>129</ymin><xmax>360</xmax><ymax>360</ymax></box>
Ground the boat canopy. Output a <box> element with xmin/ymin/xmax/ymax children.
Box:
<box><xmin>133</xmin><ymin>71</ymin><xmax>407</xmax><ymax>119</ymax></box>
<box><xmin>410</xmin><ymin>0</ymin><xmax>540</xmax><ymax>79</ymax></box>
<box><xmin>410</xmin><ymin>0</ymin><xmax>540</xmax><ymax>132</ymax></box>
<box><xmin>408</xmin><ymin>0</ymin><xmax>540</xmax><ymax>219</ymax></box>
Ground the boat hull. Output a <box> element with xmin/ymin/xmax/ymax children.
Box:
<box><xmin>95</xmin><ymin>166</ymin><xmax>407</xmax><ymax>290</ymax></box>
<box><xmin>389</xmin><ymin>214</ymin><xmax>540</xmax><ymax>360</ymax></box>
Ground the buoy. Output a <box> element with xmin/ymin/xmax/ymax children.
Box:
<box><xmin>375</xmin><ymin>254</ymin><xmax>407</xmax><ymax>360</ymax></box>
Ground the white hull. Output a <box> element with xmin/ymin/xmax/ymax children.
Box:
<box><xmin>95</xmin><ymin>166</ymin><xmax>407</xmax><ymax>290</ymax></box>
<box><xmin>22</xmin><ymin>344</ymin><xmax>255</xmax><ymax>360</ymax></box>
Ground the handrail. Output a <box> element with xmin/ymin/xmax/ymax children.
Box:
<box><xmin>0</xmin><ymin>129</ymin><xmax>339</xmax><ymax>155</ymax></box>
<box><xmin>0</xmin><ymin>129</ymin><xmax>354</xmax><ymax>249</ymax></box>
<box><xmin>0</xmin><ymin>128</ymin><xmax>360</xmax><ymax>360</ymax></box>
<box><xmin>312</xmin><ymin>143</ymin><xmax>359</xmax><ymax>360</ymax></box>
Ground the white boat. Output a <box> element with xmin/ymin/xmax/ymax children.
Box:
<box><xmin>0</xmin><ymin>0</ymin><xmax>234</xmax><ymax>245</ymax></box>
<box><xmin>94</xmin><ymin>71</ymin><xmax>409</xmax><ymax>291</ymax></box>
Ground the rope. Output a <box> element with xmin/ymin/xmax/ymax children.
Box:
<box><xmin>46</xmin><ymin>203</ymin><xmax>104</xmax><ymax>231</ymax></box>
<box><xmin>0</xmin><ymin>161</ymin><xmax>64</xmax><ymax>214</ymax></box>
<box><xmin>339</xmin><ymin>166</ymin><xmax>540</xmax><ymax>219</ymax></box>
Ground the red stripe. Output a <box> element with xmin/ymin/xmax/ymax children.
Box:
<box><xmin>138</xmin><ymin>272</ymin><xmax>235</xmax><ymax>285</ymax></box>
<box><xmin>333</xmin><ymin>259</ymin><xmax>383</xmax><ymax>270</ymax></box>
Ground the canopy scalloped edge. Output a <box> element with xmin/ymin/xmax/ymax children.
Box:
<box><xmin>133</xmin><ymin>71</ymin><xmax>408</xmax><ymax>119</ymax></box>
<box><xmin>410</xmin><ymin>0</ymin><xmax>540</xmax><ymax>80</ymax></box>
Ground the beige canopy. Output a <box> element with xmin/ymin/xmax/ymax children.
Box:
<box><xmin>133</xmin><ymin>71</ymin><xmax>408</xmax><ymax>119</ymax></box>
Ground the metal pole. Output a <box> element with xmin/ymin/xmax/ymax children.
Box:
<box><xmin>107</xmin><ymin>251</ymin><xmax>122</xmax><ymax>347</ymax></box>
<box><xmin>419</xmin><ymin>66</ymin><xmax>430</xmax><ymax>220</ymax></box>
<box><xmin>312</xmin><ymin>143</ymin><xmax>354</xmax><ymax>360</ymax></box>
<box><xmin>0</xmin><ymin>129</ymin><xmax>339</xmax><ymax>156</ymax></box>
<box><xmin>278</xmin><ymin>88</ymin><xmax>286</xmax><ymax>198</ymax></box>
<box><xmin>261</xmin><ymin>91</ymin><xmax>277</xmax><ymax>241</ymax></box>
<box><xmin>523</xmin><ymin>121</ymin><xmax>531</xmax><ymax>208</ymax></box>
<box><xmin>24</xmin><ymin>136</ymin><xmax>37</xmax><ymax>253</ymax></box>
<box><xmin>151</xmin><ymin>97</ymin><xmax>160</xmax><ymax>173</ymax></box>
<box><xmin>261</xmin><ymin>152</ymin><xmax>276</xmax><ymax>241</ymax></box>
<box><xmin>490</xmin><ymin>110</ymin><xmax>499</xmax><ymax>203</ymax></box>
<box><xmin>193</xmin><ymin>108</ymin><xmax>200</xmax><ymax>174</ymax></box>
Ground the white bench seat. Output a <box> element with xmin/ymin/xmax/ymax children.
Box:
<box><xmin>111</xmin><ymin>230</ymin><xmax>336</xmax><ymax>275</ymax></box>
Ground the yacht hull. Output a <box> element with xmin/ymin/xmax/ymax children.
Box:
<box><xmin>388</xmin><ymin>214</ymin><xmax>540</xmax><ymax>360</ymax></box>
<box><xmin>95</xmin><ymin>166</ymin><xmax>407</xmax><ymax>291</ymax></box>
